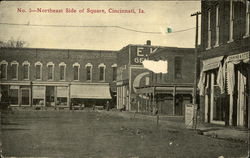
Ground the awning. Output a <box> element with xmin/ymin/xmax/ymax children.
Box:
<box><xmin>70</xmin><ymin>84</ymin><xmax>111</xmax><ymax>99</ymax></box>
<box><xmin>203</xmin><ymin>56</ymin><xmax>224</xmax><ymax>71</ymax></box>
<box><xmin>33</xmin><ymin>86</ymin><xmax>45</xmax><ymax>99</ymax></box>
<box><xmin>57</xmin><ymin>86</ymin><xmax>68</xmax><ymax>97</ymax></box>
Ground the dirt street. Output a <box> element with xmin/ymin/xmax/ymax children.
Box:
<box><xmin>1</xmin><ymin>111</ymin><xmax>248</xmax><ymax>158</ymax></box>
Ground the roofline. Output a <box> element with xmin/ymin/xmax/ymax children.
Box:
<box><xmin>0</xmin><ymin>47</ymin><xmax>118</xmax><ymax>53</ymax></box>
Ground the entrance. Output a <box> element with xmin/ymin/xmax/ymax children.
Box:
<box><xmin>21</xmin><ymin>88</ymin><xmax>30</xmax><ymax>105</ymax></box>
<box><xmin>46</xmin><ymin>86</ymin><xmax>55</xmax><ymax>107</ymax></box>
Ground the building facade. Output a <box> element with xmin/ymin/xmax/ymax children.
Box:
<box><xmin>0</xmin><ymin>48</ymin><xmax>117</xmax><ymax>109</ymax></box>
<box><xmin>136</xmin><ymin>47</ymin><xmax>195</xmax><ymax>115</ymax></box>
<box><xmin>198</xmin><ymin>0</ymin><xmax>249</xmax><ymax>128</ymax></box>
<box><xmin>116</xmin><ymin>41</ymin><xmax>166</xmax><ymax>111</ymax></box>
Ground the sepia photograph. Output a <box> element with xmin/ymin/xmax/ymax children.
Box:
<box><xmin>0</xmin><ymin>0</ymin><xmax>249</xmax><ymax>157</ymax></box>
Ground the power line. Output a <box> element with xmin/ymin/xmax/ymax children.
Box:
<box><xmin>0</xmin><ymin>22</ymin><xmax>198</xmax><ymax>34</ymax></box>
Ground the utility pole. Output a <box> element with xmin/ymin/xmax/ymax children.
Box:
<box><xmin>191</xmin><ymin>11</ymin><xmax>201</xmax><ymax>130</ymax></box>
<box><xmin>191</xmin><ymin>11</ymin><xmax>201</xmax><ymax>105</ymax></box>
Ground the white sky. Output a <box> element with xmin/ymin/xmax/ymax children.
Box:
<box><xmin>0</xmin><ymin>1</ymin><xmax>201</xmax><ymax>50</ymax></box>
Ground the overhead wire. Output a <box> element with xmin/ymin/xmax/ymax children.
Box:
<box><xmin>0</xmin><ymin>22</ymin><xmax>199</xmax><ymax>35</ymax></box>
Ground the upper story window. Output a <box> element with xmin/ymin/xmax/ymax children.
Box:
<box><xmin>207</xmin><ymin>9</ymin><xmax>212</xmax><ymax>49</ymax></box>
<box><xmin>10</xmin><ymin>61</ymin><xmax>19</xmax><ymax>80</ymax></box>
<box><xmin>85</xmin><ymin>63</ymin><xmax>92</xmax><ymax>81</ymax></box>
<box><xmin>0</xmin><ymin>60</ymin><xmax>8</xmax><ymax>80</ymax></box>
<box><xmin>244</xmin><ymin>0</ymin><xmax>250</xmax><ymax>37</ymax></box>
<box><xmin>215</xmin><ymin>5</ymin><xmax>220</xmax><ymax>47</ymax></box>
<box><xmin>228</xmin><ymin>0</ymin><xmax>234</xmax><ymax>42</ymax></box>
<box><xmin>73</xmin><ymin>62</ymin><xmax>80</xmax><ymax>81</ymax></box>
<box><xmin>35</xmin><ymin>61</ymin><xmax>42</xmax><ymax>80</ymax></box>
<box><xmin>22</xmin><ymin>61</ymin><xmax>30</xmax><ymax>80</ymax></box>
<box><xmin>112</xmin><ymin>63</ymin><xmax>117</xmax><ymax>81</ymax></box>
<box><xmin>47</xmin><ymin>62</ymin><xmax>54</xmax><ymax>80</ymax></box>
<box><xmin>98</xmin><ymin>63</ymin><xmax>106</xmax><ymax>81</ymax></box>
<box><xmin>59</xmin><ymin>62</ymin><xmax>66</xmax><ymax>81</ymax></box>
<box><xmin>174</xmin><ymin>57</ymin><xmax>182</xmax><ymax>79</ymax></box>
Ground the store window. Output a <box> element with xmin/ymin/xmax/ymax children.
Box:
<box><xmin>174</xmin><ymin>57</ymin><xmax>182</xmax><ymax>79</ymax></box>
<box><xmin>98</xmin><ymin>63</ymin><xmax>106</xmax><ymax>81</ymax></box>
<box><xmin>9</xmin><ymin>86</ymin><xmax>19</xmax><ymax>105</ymax></box>
<box><xmin>11</xmin><ymin>61</ymin><xmax>19</xmax><ymax>80</ymax></box>
<box><xmin>22</xmin><ymin>61</ymin><xmax>30</xmax><ymax>80</ymax></box>
<box><xmin>73</xmin><ymin>62</ymin><xmax>80</xmax><ymax>81</ymax></box>
<box><xmin>35</xmin><ymin>62</ymin><xmax>42</xmax><ymax>80</ymax></box>
<box><xmin>0</xmin><ymin>60</ymin><xmax>8</xmax><ymax>79</ymax></box>
<box><xmin>85</xmin><ymin>63</ymin><xmax>92</xmax><ymax>81</ymax></box>
<box><xmin>47</xmin><ymin>62</ymin><xmax>54</xmax><ymax>80</ymax></box>
<box><xmin>59</xmin><ymin>62</ymin><xmax>66</xmax><ymax>81</ymax></box>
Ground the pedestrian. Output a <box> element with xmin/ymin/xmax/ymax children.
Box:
<box><xmin>106</xmin><ymin>101</ymin><xmax>110</xmax><ymax>111</ymax></box>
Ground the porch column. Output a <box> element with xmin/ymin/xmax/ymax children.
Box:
<box><xmin>67</xmin><ymin>84</ymin><xmax>71</xmax><ymax>109</ymax></box>
<box><xmin>210</xmin><ymin>73</ymin><xmax>215</xmax><ymax>123</ymax></box>
<box><xmin>173</xmin><ymin>86</ymin><xmax>176</xmax><ymax>116</ymax></box>
<box><xmin>204</xmin><ymin>73</ymin><xmax>209</xmax><ymax>122</ymax></box>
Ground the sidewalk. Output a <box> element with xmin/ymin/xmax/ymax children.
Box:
<box><xmin>100</xmin><ymin>110</ymin><xmax>249</xmax><ymax>143</ymax></box>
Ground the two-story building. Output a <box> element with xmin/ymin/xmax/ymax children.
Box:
<box><xmin>136</xmin><ymin>47</ymin><xmax>195</xmax><ymax>116</ymax></box>
<box><xmin>0</xmin><ymin>48</ymin><xmax>117</xmax><ymax>109</ymax></box>
<box><xmin>198</xmin><ymin>0</ymin><xmax>249</xmax><ymax>128</ymax></box>
<box><xmin>116</xmin><ymin>41</ymin><xmax>166</xmax><ymax>111</ymax></box>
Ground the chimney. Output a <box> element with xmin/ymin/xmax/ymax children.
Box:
<box><xmin>146</xmin><ymin>40</ymin><xmax>151</xmax><ymax>45</ymax></box>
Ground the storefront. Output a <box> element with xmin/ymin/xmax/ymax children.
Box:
<box><xmin>70</xmin><ymin>83</ymin><xmax>112</xmax><ymax>107</ymax></box>
<box><xmin>136</xmin><ymin>86</ymin><xmax>193</xmax><ymax>116</ymax></box>
<box><xmin>199</xmin><ymin>51</ymin><xmax>249</xmax><ymax>127</ymax></box>
<box><xmin>32</xmin><ymin>86</ymin><xmax>46</xmax><ymax>106</ymax></box>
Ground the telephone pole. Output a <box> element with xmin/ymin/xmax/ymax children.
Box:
<box><xmin>191</xmin><ymin>11</ymin><xmax>201</xmax><ymax>105</ymax></box>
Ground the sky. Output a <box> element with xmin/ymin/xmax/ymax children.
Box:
<box><xmin>0</xmin><ymin>1</ymin><xmax>201</xmax><ymax>50</ymax></box>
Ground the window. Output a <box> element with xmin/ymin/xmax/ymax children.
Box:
<box><xmin>0</xmin><ymin>60</ymin><xmax>8</xmax><ymax>79</ymax></box>
<box><xmin>47</xmin><ymin>62</ymin><xmax>54</xmax><ymax>80</ymax></box>
<box><xmin>11</xmin><ymin>61</ymin><xmax>18</xmax><ymax>80</ymax></box>
<box><xmin>85</xmin><ymin>63</ymin><xmax>92</xmax><ymax>81</ymax></box>
<box><xmin>35</xmin><ymin>62</ymin><xmax>42</xmax><ymax>80</ymax></box>
<box><xmin>174</xmin><ymin>57</ymin><xmax>182</xmax><ymax>79</ymax></box>
<box><xmin>244</xmin><ymin>0</ymin><xmax>250</xmax><ymax>37</ymax></box>
<box><xmin>112</xmin><ymin>63</ymin><xmax>117</xmax><ymax>81</ymax></box>
<box><xmin>98</xmin><ymin>63</ymin><xmax>106</xmax><ymax>81</ymax></box>
<box><xmin>207</xmin><ymin>9</ymin><xmax>212</xmax><ymax>49</ymax></box>
<box><xmin>22</xmin><ymin>61</ymin><xmax>30</xmax><ymax>80</ymax></box>
<box><xmin>228</xmin><ymin>0</ymin><xmax>234</xmax><ymax>42</ymax></box>
<box><xmin>59</xmin><ymin>62</ymin><xmax>66</xmax><ymax>81</ymax></box>
<box><xmin>73</xmin><ymin>63</ymin><xmax>80</xmax><ymax>81</ymax></box>
<box><xmin>215</xmin><ymin>5</ymin><xmax>220</xmax><ymax>47</ymax></box>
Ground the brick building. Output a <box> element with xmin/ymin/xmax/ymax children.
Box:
<box><xmin>136</xmin><ymin>47</ymin><xmax>195</xmax><ymax>115</ymax></box>
<box><xmin>116</xmin><ymin>41</ymin><xmax>167</xmax><ymax>111</ymax></box>
<box><xmin>198</xmin><ymin>0</ymin><xmax>249</xmax><ymax>128</ymax></box>
<box><xmin>0</xmin><ymin>48</ymin><xmax>117</xmax><ymax>109</ymax></box>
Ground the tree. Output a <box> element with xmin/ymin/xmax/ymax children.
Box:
<box><xmin>0</xmin><ymin>38</ymin><xmax>28</xmax><ymax>48</ymax></box>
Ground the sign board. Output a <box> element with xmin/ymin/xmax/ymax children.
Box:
<box><xmin>185</xmin><ymin>104</ymin><xmax>197</xmax><ymax>129</ymax></box>
<box><xmin>130</xmin><ymin>46</ymin><xmax>159</xmax><ymax>65</ymax></box>
<box><xmin>32</xmin><ymin>86</ymin><xmax>45</xmax><ymax>99</ymax></box>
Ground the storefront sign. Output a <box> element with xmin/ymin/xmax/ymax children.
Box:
<box><xmin>227</xmin><ymin>52</ymin><xmax>249</xmax><ymax>62</ymax></box>
<box><xmin>33</xmin><ymin>86</ymin><xmax>45</xmax><ymax>99</ymax></box>
<box><xmin>185</xmin><ymin>104</ymin><xmax>197</xmax><ymax>129</ymax></box>
<box><xmin>130</xmin><ymin>46</ymin><xmax>159</xmax><ymax>65</ymax></box>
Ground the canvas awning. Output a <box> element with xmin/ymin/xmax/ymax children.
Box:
<box><xmin>70</xmin><ymin>84</ymin><xmax>112</xmax><ymax>99</ymax></box>
<box><xmin>203</xmin><ymin>56</ymin><xmax>224</xmax><ymax>71</ymax></box>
